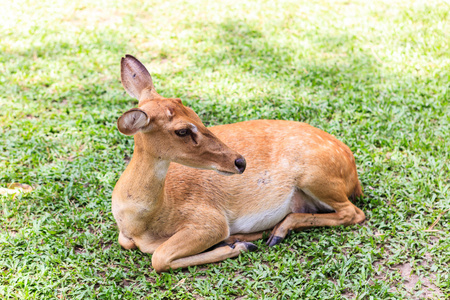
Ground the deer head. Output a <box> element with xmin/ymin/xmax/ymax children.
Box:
<box><xmin>117</xmin><ymin>55</ymin><xmax>246</xmax><ymax>175</ymax></box>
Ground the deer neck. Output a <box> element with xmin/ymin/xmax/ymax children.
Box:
<box><xmin>118</xmin><ymin>133</ymin><xmax>170</xmax><ymax>210</ymax></box>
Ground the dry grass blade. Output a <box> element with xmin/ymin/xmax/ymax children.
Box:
<box><xmin>425</xmin><ymin>209</ymin><xmax>449</xmax><ymax>231</ymax></box>
<box><xmin>0</xmin><ymin>183</ymin><xmax>33</xmax><ymax>195</ymax></box>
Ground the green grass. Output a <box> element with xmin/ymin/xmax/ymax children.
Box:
<box><xmin>1</xmin><ymin>0</ymin><xmax>449</xmax><ymax>298</ymax></box>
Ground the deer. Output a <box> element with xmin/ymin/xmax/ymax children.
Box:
<box><xmin>112</xmin><ymin>55</ymin><xmax>366</xmax><ymax>273</ymax></box>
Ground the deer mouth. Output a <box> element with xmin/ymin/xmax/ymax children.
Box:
<box><xmin>211</xmin><ymin>156</ymin><xmax>245</xmax><ymax>175</ymax></box>
<box><xmin>215</xmin><ymin>169</ymin><xmax>236</xmax><ymax>176</ymax></box>
<box><xmin>212</xmin><ymin>165</ymin><xmax>240</xmax><ymax>176</ymax></box>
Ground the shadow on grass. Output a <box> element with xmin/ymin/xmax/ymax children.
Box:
<box><xmin>156</xmin><ymin>19</ymin><xmax>395</xmax><ymax>127</ymax></box>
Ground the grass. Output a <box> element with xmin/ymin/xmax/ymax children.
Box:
<box><xmin>0</xmin><ymin>0</ymin><xmax>449</xmax><ymax>298</ymax></box>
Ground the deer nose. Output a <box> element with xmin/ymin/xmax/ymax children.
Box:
<box><xmin>234</xmin><ymin>157</ymin><xmax>246</xmax><ymax>174</ymax></box>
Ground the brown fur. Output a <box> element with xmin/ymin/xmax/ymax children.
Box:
<box><xmin>112</xmin><ymin>55</ymin><xmax>365</xmax><ymax>273</ymax></box>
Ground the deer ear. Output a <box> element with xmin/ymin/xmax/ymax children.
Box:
<box><xmin>117</xmin><ymin>108</ymin><xmax>150</xmax><ymax>135</ymax></box>
<box><xmin>121</xmin><ymin>55</ymin><xmax>156</xmax><ymax>102</ymax></box>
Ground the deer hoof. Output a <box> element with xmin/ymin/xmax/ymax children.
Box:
<box><xmin>266</xmin><ymin>235</ymin><xmax>284</xmax><ymax>247</ymax></box>
<box><xmin>243</xmin><ymin>242</ymin><xmax>258</xmax><ymax>252</ymax></box>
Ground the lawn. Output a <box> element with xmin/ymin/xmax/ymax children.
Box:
<box><xmin>0</xmin><ymin>0</ymin><xmax>449</xmax><ymax>299</ymax></box>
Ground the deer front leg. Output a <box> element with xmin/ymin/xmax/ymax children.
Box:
<box><xmin>151</xmin><ymin>228</ymin><xmax>257</xmax><ymax>273</ymax></box>
<box><xmin>119</xmin><ymin>231</ymin><xmax>170</xmax><ymax>253</ymax></box>
<box><xmin>224</xmin><ymin>231</ymin><xmax>268</xmax><ymax>244</ymax></box>
<box><xmin>119</xmin><ymin>232</ymin><xmax>136</xmax><ymax>250</ymax></box>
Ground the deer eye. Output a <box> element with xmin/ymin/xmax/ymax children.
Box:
<box><xmin>175</xmin><ymin>128</ymin><xmax>191</xmax><ymax>137</ymax></box>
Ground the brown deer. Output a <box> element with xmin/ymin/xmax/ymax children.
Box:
<box><xmin>112</xmin><ymin>55</ymin><xmax>365</xmax><ymax>273</ymax></box>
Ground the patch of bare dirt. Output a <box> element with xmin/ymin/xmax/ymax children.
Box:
<box><xmin>393</xmin><ymin>252</ymin><xmax>442</xmax><ymax>299</ymax></box>
<box><xmin>122</xmin><ymin>279</ymin><xmax>132</xmax><ymax>287</ymax></box>
<box><xmin>101</xmin><ymin>242</ymin><xmax>112</xmax><ymax>251</ymax></box>
<box><xmin>74</xmin><ymin>245</ymin><xmax>85</xmax><ymax>254</ymax></box>
<box><xmin>373</xmin><ymin>252</ymin><xmax>443</xmax><ymax>299</ymax></box>
<box><xmin>342</xmin><ymin>288</ymin><xmax>355</xmax><ymax>299</ymax></box>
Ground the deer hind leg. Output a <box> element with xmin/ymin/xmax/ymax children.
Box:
<box><xmin>267</xmin><ymin>188</ymin><xmax>365</xmax><ymax>247</ymax></box>
<box><xmin>151</xmin><ymin>227</ymin><xmax>257</xmax><ymax>273</ymax></box>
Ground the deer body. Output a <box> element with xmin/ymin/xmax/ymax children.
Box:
<box><xmin>167</xmin><ymin>120</ymin><xmax>359</xmax><ymax>232</ymax></box>
<box><xmin>112</xmin><ymin>55</ymin><xmax>365</xmax><ymax>273</ymax></box>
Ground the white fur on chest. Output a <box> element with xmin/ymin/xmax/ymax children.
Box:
<box><xmin>228</xmin><ymin>190</ymin><xmax>294</xmax><ymax>234</ymax></box>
